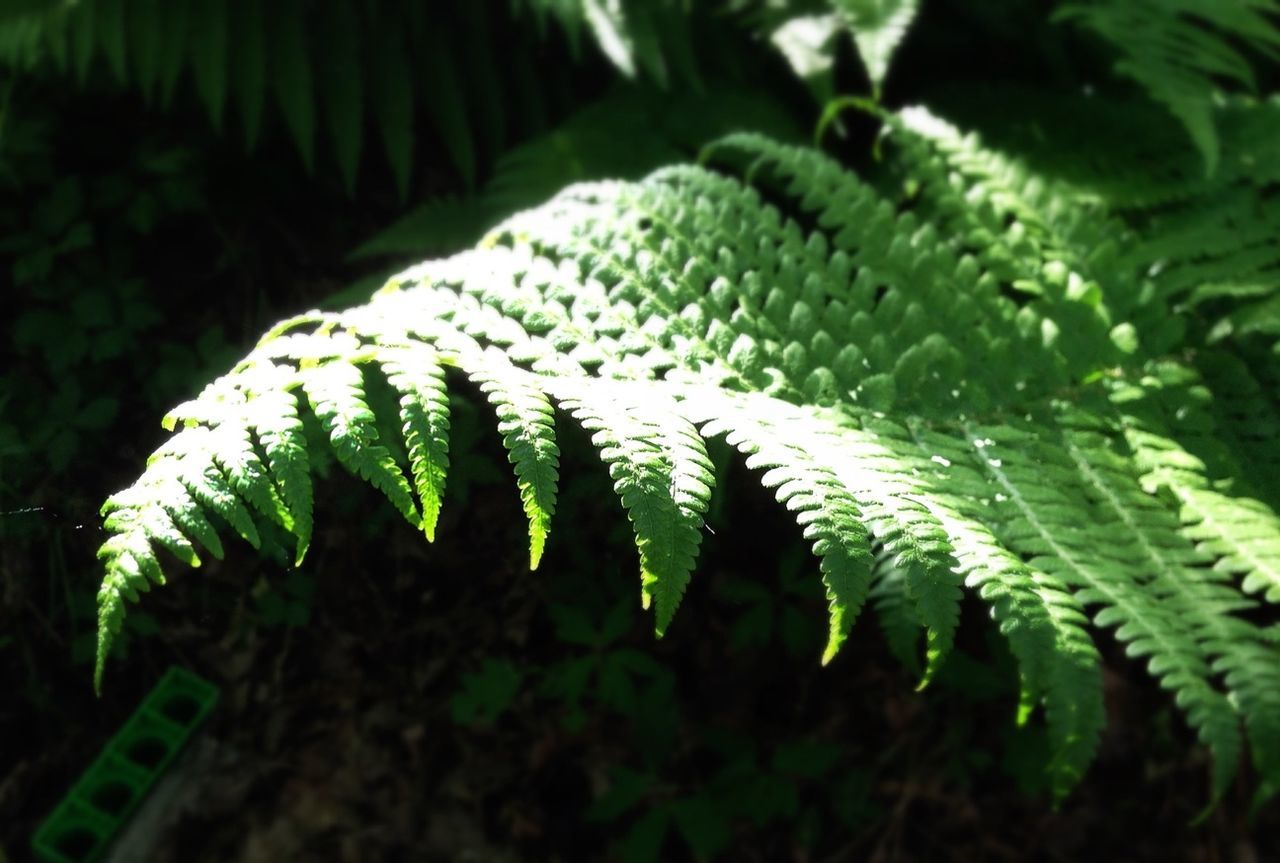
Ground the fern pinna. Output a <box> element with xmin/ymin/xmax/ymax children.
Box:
<box><xmin>95</xmin><ymin>102</ymin><xmax>1280</xmax><ymax>807</ymax></box>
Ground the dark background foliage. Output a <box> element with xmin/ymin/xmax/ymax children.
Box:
<box><xmin>2</xmin><ymin>1</ymin><xmax>1277</xmax><ymax>860</ymax></box>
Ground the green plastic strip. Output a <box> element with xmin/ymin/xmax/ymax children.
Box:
<box><xmin>32</xmin><ymin>667</ymin><xmax>219</xmax><ymax>863</ymax></box>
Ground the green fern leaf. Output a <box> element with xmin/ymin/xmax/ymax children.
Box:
<box><xmin>162</xmin><ymin>428</ymin><xmax>263</xmax><ymax>550</ymax></box>
<box><xmin>156</xmin><ymin>0</ymin><xmax>188</xmax><ymax>106</ymax></box>
<box><xmin>103</xmin><ymin>485</ymin><xmax>201</xmax><ymax>570</ymax></box>
<box><xmin>93</xmin><ymin>0</ymin><xmax>126</xmax><ymax>84</ymax></box>
<box><xmin>163</xmin><ymin>382</ymin><xmax>296</xmax><ymax>540</ymax></box>
<box><xmin>1183</xmin><ymin>490</ymin><xmax>1280</xmax><ymax>604</ymax></box>
<box><xmin>869</xmin><ymin>553</ymin><xmax>922</xmax><ymax>675</ymax></box>
<box><xmin>582</xmin><ymin>0</ymin><xmax>639</xmax><ymax>78</ymax></box>
<box><xmin>270</xmin><ymin>0</ymin><xmax>316</xmax><ymax>171</ymax></box>
<box><xmin>417</xmin><ymin>22</ymin><xmax>475</xmax><ymax>189</ymax></box>
<box><xmin>232</xmin><ymin>0</ymin><xmax>267</xmax><ymax>149</ymax></box>
<box><xmin>64</xmin><ymin>0</ymin><xmax>94</xmax><ymax>81</ymax></box>
<box><xmin>242</xmin><ymin>366</ymin><xmax>314</xmax><ymax>564</ymax></box>
<box><xmin>189</xmin><ymin>0</ymin><xmax>229</xmax><ymax>129</ymax></box>
<box><xmin>367</xmin><ymin>9</ymin><xmax>415</xmax><ymax>199</ymax></box>
<box><xmin>1029</xmin><ymin>422</ymin><xmax>1248</xmax><ymax>800</ymax></box>
<box><xmin>95</xmin><ymin>534</ymin><xmax>161</xmax><ymax>691</ymax></box>
<box><xmin>835</xmin><ymin>0</ymin><xmax>919</xmax><ymax>96</ymax></box>
<box><xmin>457</xmin><ymin>2</ymin><xmax>509</xmax><ymax>163</ymax></box>
<box><xmin>455</xmin><ymin>346</ymin><xmax>560</xmax><ymax>569</ymax></box>
<box><xmin>92</xmin><ymin>104</ymin><xmax>1280</xmax><ymax>808</ymax></box>
<box><xmin>688</xmin><ymin>389</ymin><xmax>873</xmax><ymax>663</ymax></box>
<box><xmin>1056</xmin><ymin>0</ymin><xmax>1280</xmax><ymax>174</ymax></box>
<box><xmin>557</xmin><ymin>379</ymin><xmax>713</xmax><ymax>635</ymax></box>
<box><xmin>317</xmin><ymin>0</ymin><xmax>364</xmax><ymax>194</ymax></box>
<box><xmin>909</xmin><ymin>421</ymin><xmax>1105</xmax><ymax>796</ymax></box>
<box><xmin>300</xmin><ymin>357</ymin><xmax>422</xmax><ymax>531</ymax></box>
<box><xmin>377</xmin><ymin>343</ymin><xmax>452</xmax><ymax>542</ymax></box>
<box><xmin>128</xmin><ymin>0</ymin><xmax>162</xmax><ymax>102</ymax></box>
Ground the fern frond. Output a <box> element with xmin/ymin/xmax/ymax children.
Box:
<box><xmin>1109</xmin><ymin>357</ymin><xmax>1280</xmax><ymax>609</ymax></box>
<box><xmin>96</xmin><ymin>472</ymin><xmax>202</xmax><ymax>689</ymax></box>
<box><xmin>868</xmin><ymin>552</ymin><xmax>923</xmax><ymax>675</ymax></box>
<box><xmin>682</xmin><ymin>389</ymin><xmax>873</xmax><ymax>664</ymax></box>
<box><xmin>0</xmin><ymin>1</ymin><xmax>586</xmax><ymax>192</ymax></box>
<box><xmin>455</xmin><ymin>345</ymin><xmax>561</xmax><ymax>570</ymax></box>
<box><xmin>241</xmin><ymin>367</ymin><xmax>313</xmax><ymax>564</ymax></box>
<box><xmin>516</xmin><ymin>0</ymin><xmax>697</xmax><ymax>86</ymax></box>
<box><xmin>1183</xmin><ymin>491</ymin><xmax>1280</xmax><ymax>605</ymax></box>
<box><xmin>161</xmin><ymin>429</ymin><xmax>263</xmax><ymax>551</ymax></box>
<box><xmin>969</xmin><ymin>416</ymin><xmax>1247</xmax><ymax>799</ymax></box>
<box><xmin>165</xmin><ymin>387</ymin><xmax>295</xmax><ymax>538</ymax></box>
<box><xmin>377</xmin><ymin>344</ymin><xmax>452</xmax><ymax>542</ymax></box>
<box><xmin>762</xmin><ymin>0</ymin><xmax>918</xmax><ymax>104</ymax></box>
<box><xmin>1056</xmin><ymin>0</ymin><xmax>1280</xmax><ymax>174</ymax></box>
<box><xmin>904</xmin><ymin>421</ymin><xmax>1106</xmax><ymax>796</ymax></box>
<box><xmin>557</xmin><ymin>379</ymin><xmax>713</xmax><ymax>633</ymax></box>
<box><xmin>837</xmin><ymin>0</ymin><xmax>919</xmax><ymax>96</ymax></box>
<box><xmin>348</xmin><ymin>82</ymin><xmax>799</xmax><ymax>264</ymax></box>
<box><xmin>1062</xmin><ymin>424</ymin><xmax>1267</xmax><ymax>798</ymax></box>
<box><xmin>94</xmin><ymin>107</ymin><xmax>1280</xmax><ymax>807</ymax></box>
<box><xmin>300</xmin><ymin>357</ymin><xmax>421</xmax><ymax>530</ymax></box>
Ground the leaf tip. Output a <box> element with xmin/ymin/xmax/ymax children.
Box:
<box><xmin>529</xmin><ymin>534</ymin><xmax>545</xmax><ymax>571</ymax></box>
<box><xmin>821</xmin><ymin>631</ymin><xmax>844</xmax><ymax>666</ymax></box>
